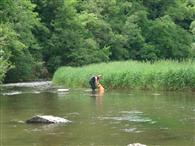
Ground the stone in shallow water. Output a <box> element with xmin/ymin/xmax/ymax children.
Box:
<box><xmin>26</xmin><ymin>115</ymin><xmax>71</xmax><ymax>124</ymax></box>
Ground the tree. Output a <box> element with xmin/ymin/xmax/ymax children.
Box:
<box><xmin>122</xmin><ymin>11</ymin><xmax>147</xmax><ymax>60</ymax></box>
<box><xmin>145</xmin><ymin>16</ymin><xmax>192</xmax><ymax>59</ymax></box>
<box><xmin>143</xmin><ymin>0</ymin><xmax>177</xmax><ymax>20</ymax></box>
<box><xmin>0</xmin><ymin>0</ymin><xmax>43</xmax><ymax>82</ymax></box>
<box><xmin>166</xmin><ymin>0</ymin><xmax>195</xmax><ymax>30</ymax></box>
<box><xmin>0</xmin><ymin>56</ymin><xmax>10</xmax><ymax>83</ymax></box>
<box><xmin>0</xmin><ymin>23</ymin><xmax>25</xmax><ymax>82</ymax></box>
<box><xmin>45</xmin><ymin>0</ymin><xmax>112</xmax><ymax>72</ymax></box>
<box><xmin>190</xmin><ymin>20</ymin><xmax>195</xmax><ymax>57</ymax></box>
<box><xmin>1</xmin><ymin>0</ymin><xmax>194</xmax><ymax>83</ymax></box>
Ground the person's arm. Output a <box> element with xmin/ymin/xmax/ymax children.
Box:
<box><xmin>96</xmin><ymin>76</ymin><xmax>100</xmax><ymax>86</ymax></box>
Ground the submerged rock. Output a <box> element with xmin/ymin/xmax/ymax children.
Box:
<box><xmin>26</xmin><ymin>115</ymin><xmax>71</xmax><ymax>124</ymax></box>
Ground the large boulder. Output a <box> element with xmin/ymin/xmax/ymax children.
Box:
<box><xmin>26</xmin><ymin>115</ymin><xmax>71</xmax><ymax>124</ymax></box>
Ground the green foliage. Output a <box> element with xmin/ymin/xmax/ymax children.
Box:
<box><xmin>45</xmin><ymin>0</ymin><xmax>85</xmax><ymax>72</ymax></box>
<box><xmin>0</xmin><ymin>54</ymin><xmax>11</xmax><ymax>83</ymax></box>
<box><xmin>0</xmin><ymin>0</ymin><xmax>44</xmax><ymax>82</ymax></box>
<box><xmin>5</xmin><ymin>50</ymin><xmax>37</xmax><ymax>82</ymax></box>
<box><xmin>0</xmin><ymin>23</ymin><xmax>25</xmax><ymax>59</ymax></box>
<box><xmin>140</xmin><ymin>43</ymin><xmax>158</xmax><ymax>60</ymax></box>
<box><xmin>190</xmin><ymin>20</ymin><xmax>195</xmax><ymax>57</ymax></box>
<box><xmin>35</xmin><ymin>0</ymin><xmax>195</xmax><ymax>74</ymax></box>
<box><xmin>123</xmin><ymin>11</ymin><xmax>146</xmax><ymax>59</ymax></box>
<box><xmin>143</xmin><ymin>0</ymin><xmax>176</xmax><ymax>19</ymax></box>
<box><xmin>166</xmin><ymin>0</ymin><xmax>195</xmax><ymax>29</ymax></box>
<box><xmin>1</xmin><ymin>0</ymin><xmax>195</xmax><ymax>82</ymax></box>
<box><xmin>0</xmin><ymin>23</ymin><xmax>23</xmax><ymax>83</ymax></box>
<box><xmin>53</xmin><ymin>60</ymin><xmax>195</xmax><ymax>91</ymax></box>
<box><xmin>43</xmin><ymin>0</ymin><xmax>112</xmax><ymax>72</ymax></box>
<box><xmin>145</xmin><ymin>16</ymin><xmax>192</xmax><ymax>59</ymax></box>
<box><xmin>68</xmin><ymin>39</ymin><xmax>110</xmax><ymax>66</ymax></box>
<box><xmin>0</xmin><ymin>59</ymin><xmax>10</xmax><ymax>84</ymax></box>
<box><xmin>31</xmin><ymin>0</ymin><xmax>64</xmax><ymax>29</ymax></box>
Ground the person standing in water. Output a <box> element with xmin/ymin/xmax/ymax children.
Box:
<box><xmin>89</xmin><ymin>75</ymin><xmax>104</xmax><ymax>112</ymax></box>
<box><xmin>89</xmin><ymin>75</ymin><xmax>104</xmax><ymax>93</ymax></box>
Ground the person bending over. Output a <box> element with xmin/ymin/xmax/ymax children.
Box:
<box><xmin>89</xmin><ymin>75</ymin><xmax>104</xmax><ymax>92</ymax></box>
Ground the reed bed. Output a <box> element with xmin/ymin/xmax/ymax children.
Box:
<box><xmin>52</xmin><ymin>60</ymin><xmax>195</xmax><ymax>91</ymax></box>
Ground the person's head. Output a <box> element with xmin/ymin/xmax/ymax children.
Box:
<box><xmin>97</xmin><ymin>75</ymin><xmax>102</xmax><ymax>80</ymax></box>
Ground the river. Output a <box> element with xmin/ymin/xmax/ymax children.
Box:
<box><xmin>0</xmin><ymin>82</ymin><xmax>194</xmax><ymax>146</ymax></box>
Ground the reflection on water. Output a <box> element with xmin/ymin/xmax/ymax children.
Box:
<box><xmin>0</xmin><ymin>85</ymin><xmax>195</xmax><ymax>146</ymax></box>
<box><xmin>90</xmin><ymin>90</ymin><xmax>104</xmax><ymax>112</ymax></box>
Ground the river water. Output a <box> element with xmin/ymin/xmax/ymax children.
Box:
<box><xmin>0</xmin><ymin>82</ymin><xmax>194</xmax><ymax>146</ymax></box>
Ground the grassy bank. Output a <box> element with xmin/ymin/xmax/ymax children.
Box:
<box><xmin>52</xmin><ymin>60</ymin><xmax>195</xmax><ymax>91</ymax></box>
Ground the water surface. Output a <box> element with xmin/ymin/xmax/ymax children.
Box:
<box><xmin>0</xmin><ymin>84</ymin><xmax>194</xmax><ymax>146</ymax></box>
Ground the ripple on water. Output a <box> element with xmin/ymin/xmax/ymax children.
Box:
<box><xmin>24</xmin><ymin>124</ymin><xmax>66</xmax><ymax>134</ymax></box>
<box><xmin>2</xmin><ymin>81</ymin><xmax>52</xmax><ymax>88</ymax></box>
<box><xmin>2</xmin><ymin>91</ymin><xmax>22</xmax><ymax>96</ymax></box>
<box><xmin>10</xmin><ymin>119</ymin><xmax>25</xmax><ymax>124</ymax></box>
<box><xmin>67</xmin><ymin>112</ymin><xmax>80</xmax><ymax>116</ymax></box>
<box><xmin>120</xmin><ymin>110</ymin><xmax>143</xmax><ymax>114</ymax></box>
<box><xmin>122</xmin><ymin>128</ymin><xmax>137</xmax><ymax>133</ymax></box>
<box><xmin>99</xmin><ymin>110</ymin><xmax>154</xmax><ymax>123</ymax></box>
<box><xmin>103</xmin><ymin>115</ymin><xmax>151</xmax><ymax>122</ymax></box>
<box><xmin>122</xmin><ymin>128</ymin><xmax>143</xmax><ymax>134</ymax></box>
<box><xmin>31</xmin><ymin>91</ymin><xmax>41</xmax><ymax>94</ymax></box>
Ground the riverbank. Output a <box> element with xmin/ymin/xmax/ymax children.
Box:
<box><xmin>52</xmin><ymin>60</ymin><xmax>195</xmax><ymax>91</ymax></box>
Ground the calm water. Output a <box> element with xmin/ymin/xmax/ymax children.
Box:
<box><xmin>0</xmin><ymin>84</ymin><xmax>194</xmax><ymax>146</ymax></box>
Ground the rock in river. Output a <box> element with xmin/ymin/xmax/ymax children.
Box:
<box><xmin>26</xmin><ymin>115</ymin><xmax>71</xmax><ymax>124</ymax></box>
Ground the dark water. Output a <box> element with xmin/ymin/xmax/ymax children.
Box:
<box><xmin>0</xmin><ymin>84</ymin><xmax>194</xmax><ymax>146</ymax></box>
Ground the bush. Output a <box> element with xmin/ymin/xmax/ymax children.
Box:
<box><xmin>52</xmin><ymin>60</ymin><xmax>195</xmax><ymax>91</ymax></box>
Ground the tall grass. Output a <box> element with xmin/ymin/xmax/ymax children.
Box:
<box><xmin>52</xmin><ymin>60</ymin><xmax>195</xmax><ymax>91</ymax></box>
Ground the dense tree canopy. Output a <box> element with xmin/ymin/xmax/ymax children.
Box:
<box><xmin>0</xmin><ymin>0</ymin><xmax>195</xmax><ymax>82</ymax></box>
<box><xmin>0</xmin><ymin>0</ymin><xmax>43</xmax><ymax>82</ymax></box>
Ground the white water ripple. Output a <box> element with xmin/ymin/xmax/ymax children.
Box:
<box><xmin>100</xmin><ymin>115</ymin><xmax>152</xmax><ymax>122</ymax></box>
<box><xmin>2</xmin><ymin>81</ymin><xmax>52</xmax><ymax>88</ymax></box>
<box><xmin>2</xmin><ymin>91</ymin><xmax>22</xmax><ymax>96</ymax></box>
<box><xmin>99</xmin><ymin>110</ymin><xmax>154</xmax><ymax>123</ymax></box>
<box><xmin>122</xmin><ymin>128</ymin><xmax>137</xmax><ymax>133</ymax></box>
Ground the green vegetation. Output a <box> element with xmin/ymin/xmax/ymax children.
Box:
<box><xmin>53</xmin><ymin>60</ymin><xmax>195</xmax><ymax>91</ymax></box>
<box><xmin>0</xmin><ymin>0</ymin><xmax>195</xmax><ymax>83</ymax></box>
<box><xmin>0</xmin><ymin>57</ymin><xmax>10</xmax><ymax>84</ymax></box>
<box><xmin>0</xmin><ymin>0</ymin><xmax>43</xmax><ymax>82</ymax></box>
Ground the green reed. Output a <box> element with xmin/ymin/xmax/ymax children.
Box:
<box><xmin>52</xmin><ymin>60</ymin><xmax>195</xmax><ymax>91</ymax></box>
